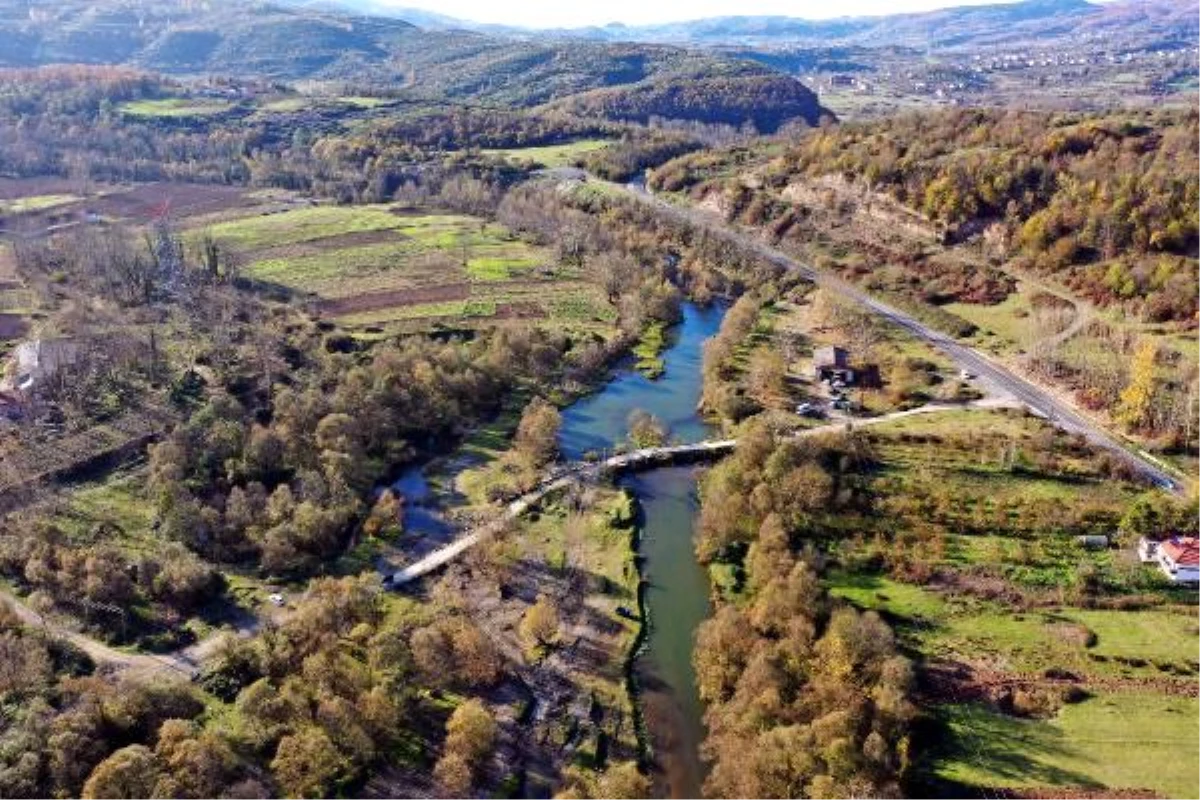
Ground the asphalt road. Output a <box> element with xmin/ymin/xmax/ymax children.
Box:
<box><xmin>616</xmin><ymin>181</ymin><xmax>1181</xmax><ymax>493</ymax></box>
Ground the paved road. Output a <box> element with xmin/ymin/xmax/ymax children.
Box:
<box><xmin>613</xmin><ymin>182</ymin><xmax>1181</xmax><ymax>493</ymax></box>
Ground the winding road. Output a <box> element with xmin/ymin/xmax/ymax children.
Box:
<box><xmin>611</xmin><ymin>179</ymin><xmax>1181</xmax><ymax>493</ymax></box>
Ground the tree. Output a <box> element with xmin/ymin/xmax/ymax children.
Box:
<box><xmin>694</xmin><ymin>605</ymin><xmax>757</xmax><ymax>704</ymax></box>
<box><xmin>0</xmin><ymin>632</ymin><xmax>52</xmax><ymax>697</ymax></box>
<box><xmin>1116</xmin><ymin>340</ymin><xmax>1157</xmax><ymax>431</ymax></box>
<box><xmin>271</xmin><ymin>727</ymin><xmax>347</xmax><ymax>799</ymax></box>
<box><xmin>514</xmin><ymin>398</ymin><xmax>561</xmax><ymax>467</ymax></box>
<box><xmin>748</xmin><ymin>348</ymin><xmax>787</xmax><ymax>407</ymax></box>
<box><xmin>519</xmin><ymin>594</ymin><xmax>561</xmax><ymax>651</ymax></box>
<box><xmin>434</xmin><ymin>700</ymin><xmax>496</xmax><ymax>795</ymax></box>
<box><xmin>627</xmin><ymin>409</ymin><xmax>668</xmax><ymax>448</ymax></box>
<box><xmin>81</xmin><ymin>746</ymin><xmax>160</xmax><ymax>800</ymax></box>
<box><xmin>594</xmin><ymin>762</ymin><xmax>651</xmax><ymax>799</ymax></box>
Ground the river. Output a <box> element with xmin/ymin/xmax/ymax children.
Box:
<box><xmin>559</xmin><ymin>301</ymin><xmax>724</xmax><ymax>798</ymax></box>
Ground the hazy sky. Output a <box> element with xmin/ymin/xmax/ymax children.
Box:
<box><xmin>380</xmin><ymin>0</ymin><xmax>1046</xmax><ymax>27</ymax></box>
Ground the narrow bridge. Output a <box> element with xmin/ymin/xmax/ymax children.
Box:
<box><xmin>388</xmin><ymin>438</ymin><xmax>737</xmax><ymax>585</ymax></box>
<box><xmin>387</xmin><ymin>402</ymin><xmax>1013</xmax><ymax>586</ymax></box>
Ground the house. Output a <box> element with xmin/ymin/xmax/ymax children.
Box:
<box><xmin>812</xmin><ymin>346</ymin><xmax>881</xmax><ymax>389</ymax></box>
<box><xmin>2</xmin><ymin>338</ymin><xmax>80</xmax><ymax>393</ymax></box>
<box><xmin>813</xmin><ymin>346</ymin><xmax>854</xmax><ymax>383</ymax></box>
<box><xmin>1156</xmin><ymin>537</ymin><xmax>1199</xmax><ymax>584</ymax></box>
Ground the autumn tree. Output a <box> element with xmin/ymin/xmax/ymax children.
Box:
<box><xmin>628</xmin><ymin>409</ymin><xmax>668</xmax><ymax>448</ymax></box>
<box><xmin>271</xmin><ymin>726</ymin><xmax>348</xmax><ymax>799</ymax></box>
<box><xmin>748</xmin><ymin>348</ymin><xmax>788</xmax><ymax>407</ymax></box>
<box><xmin>520</xmin><ymin>594</ymin><xmax>561</xmax><ymax>652</ymax></box>
<box><xmin>515</xmin><ymin>397</ymin><xmax>561</xmax><ymax>467</ymax></box>
<box><xmin>1116</xmin><ymin>340</ymin><xmax>1158</xmax><ymax>431</ymax></box>
<box><xmin>434</xmin><ymin>699</ymin><xmax>496</xmax><ymax>795</ymax></box>
<box><xmin>81</xmin><ymin>745</ymin><xmax>159</xmax><ymax>800</ymax></box>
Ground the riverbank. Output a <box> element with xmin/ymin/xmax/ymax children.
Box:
<box><xmin>558</xmin><ymin>301</ymin><xmax>726</xmax><ymax>798</ymax></box>
<box><xmin>383</xmin><ymin>300</ymin><xmax>729</xmax><ymax>797</ymax></box>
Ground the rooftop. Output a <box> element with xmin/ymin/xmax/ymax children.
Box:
<box><xmin>1160</xmin><ymin>537</ymin><xmax>1199</xmax><ymax>568</ymax></box>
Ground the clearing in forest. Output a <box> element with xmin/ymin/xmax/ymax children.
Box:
<box><xmin>479</xmin><ymin>139</ymin><xmax>612</xmax><ymax>168</ymax></box>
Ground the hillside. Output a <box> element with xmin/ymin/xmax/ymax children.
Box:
<box><xmin>525</xmin><ymin>0</ymin><xmax>1194</xmax><ymax>50</ymax></box>
<box><xmin>0</xmin><ymin>0</ymin><xmax>830</xmax><ymax>131</ymax></box>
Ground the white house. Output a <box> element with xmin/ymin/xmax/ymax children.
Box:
<box><xmin>2</xmin><ymin>338</ymin><xmax>80</xmax><ymax>393</ymax></box>
<box><xmin>1156</xmin><ymin>537</ymin><xmax>1200</xmax><ymax>584</ymax></box>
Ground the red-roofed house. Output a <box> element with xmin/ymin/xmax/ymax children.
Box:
<box><xmin>1156</xmin><ymin>537</ymin><xmax>1199</xmax><ymax>584</ymax></box>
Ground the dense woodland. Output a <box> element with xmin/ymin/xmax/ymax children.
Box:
<box><xmin>693</xmin><ymin>425</ymin><xmax>915</xmax><ymax>798</ymax></box>
<box><xmin>654</xmin><ymin>108</ymin><xmax>1199</xmax><ymax>320</ymax></box>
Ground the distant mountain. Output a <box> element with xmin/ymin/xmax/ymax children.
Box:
<box><xmin>548</xmin><ymin>0</ymin><xmax>1100</xmax><ymax>46</ymax></box>
<box><xmin>0</xmin><ymin>0</ymin><xmax>830</xmax><ymax>131</ymax></box>
<box><xmin>307</xmin><ymin>0</ymin><xmax>1195</xmax><ymax>50</ymax></box>
<box><xmin>1074</xmin><ymin>0</ymin><xmax>1199</xmax><ymax>43</ymax></box>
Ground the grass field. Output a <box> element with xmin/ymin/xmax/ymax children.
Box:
<box><xmin>48</xmin><ymin>470</ymin><xmax>157</xmax><ymax>551</ymax></box>
<box><xmin>119</xmin><ymin>98</ymin><xmax>237</xmax><ymax>118</ymax></box>
<box><xmin>829</xmin><ymin>572</ymin><xmax>1198</xmax><ymax>678</ymax></box>
<box><xmin>866</xmin><ymin>409</ymin><xmax>1136</xmax><ymax>503</ymax></box>
<box><xmin>480</xmin><ymin>139</ymin><xmax>611</xmax><ymax>168</ymax></box>
<box><xmin>0</xmin><ymin>193</ymin><xmax>80</xmax><ymax>214</ymax></box>
<box><xmin>944</xmin><ymin>288</ymin><xmax>1037</xmax><ymax>352</ymax></box>
<box><xmin>930</xmin><ymin>695</ymin><xmax>1200</xmax><ymax>798</ymax></box>
<box><xmin>258</xmin><ymin>95</ymin><xmax>395</xmax><ymax>114</ymax></box>
<box><xmin>202</xmin><ymin>204</ymin><xmax>617</xmax><ymax>330</ymax></box>
<box><xmin>201</xmin><ymin>204</ymin><xmax>408</xmax><ymax>249</ymax></box>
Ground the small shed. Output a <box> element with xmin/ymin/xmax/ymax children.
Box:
<box><xmin>813</xmin><ymin>345</ymin><xmax>855</xmax><ymax>383</ymax></box>
<box><xmin>1137</xmin><ymin>537</ymin><xmax>1159</xmax><ymax>563</ymax></box>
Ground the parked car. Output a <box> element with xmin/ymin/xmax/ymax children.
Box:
<box><xmin>795</xmin><ymin>402</ymin><xmax>824</xmax><ymax>418</ymax></box>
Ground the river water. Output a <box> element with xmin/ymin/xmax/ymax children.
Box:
<box><xmin>559</xmin><ymin>302</ymin><xmax>724</xmax><ymax>798</ymax></box>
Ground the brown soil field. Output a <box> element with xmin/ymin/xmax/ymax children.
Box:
<box><xmin>318</xmin><ymin>283</ymin><xmax>470</xmax><ymax>316</ymax></box>
<box><xmin>87</xmin><ymin>182</ymin><xmax>253</xmax><ymax>222</ymax></box>
<box><xmin>248</xmin><ymin>228</ymin><xmax>405</xmax><ymax>260</ymax></box>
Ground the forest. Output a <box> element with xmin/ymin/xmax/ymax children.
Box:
<box><xmin>653</xmin><ymin>107</ymin><xmax>1199</xmax><ymax>320</ymax></box>
<box><xmin>0</xmin><ymin>3</ymin><xmax>1196</xmax><ymax>798</ymax></box>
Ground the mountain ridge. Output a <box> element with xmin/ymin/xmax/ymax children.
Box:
<box><xmin>307</xmin><ymin>0</ymin><xmax>1193</xmax><ymax>49</ymax></box>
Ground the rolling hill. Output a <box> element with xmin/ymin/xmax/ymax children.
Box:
<box><xmin>309</xmin><ymin>0</ymin><xmax>1197</xmax><ymax>51</ymax></box>
<box><xmin>0</xmin><ymin>0</ymin><xmax>831</xmax><ymax>131</ymax></box>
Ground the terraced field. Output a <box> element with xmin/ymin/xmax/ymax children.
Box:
<box><xmin>203</xmin><ymin>204</ymin><xmax>616</xmax><ymax>332</ymax></box>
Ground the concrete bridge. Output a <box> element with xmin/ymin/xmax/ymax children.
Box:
<box><xmin>387</xmin><ymin>437</ymin><xmax>737</xmax><ymax>586</ymax></box>
<box><xmin>386</xmin><ymin>402</ymin><xmax>1016</xmax><ymax>587</ymax></box>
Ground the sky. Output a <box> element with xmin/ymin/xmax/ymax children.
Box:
<box><xmin>376</xmin><ymin>0</ymin><xmax>1050</xmax><ymax>28</ymax></box>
